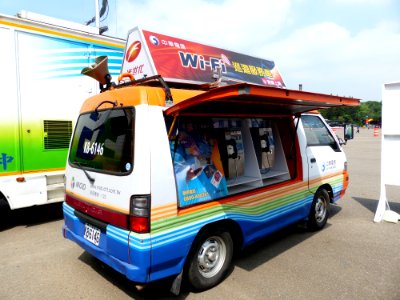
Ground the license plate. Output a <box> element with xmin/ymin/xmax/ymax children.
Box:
<box><xmin>84</xmin><ymin>223</ymin><xmax>101</xmax><ymax>246</ymax></box>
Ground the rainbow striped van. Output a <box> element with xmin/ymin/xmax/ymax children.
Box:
<box><xmin>62</xmin><ymin>73</ymin><xmax>359</xmax><ymax>293</ymax></box>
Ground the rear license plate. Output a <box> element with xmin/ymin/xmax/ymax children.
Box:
<box><xmin>84</xmin><ymin>223</ymin><xmax>101</xmax><ymax>246</ymax></box>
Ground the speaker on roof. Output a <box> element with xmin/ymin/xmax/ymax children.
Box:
<box><xmin>81</xmin><ymin>56</ymin><xmax>112</xmax><ymax>91</ymax></box>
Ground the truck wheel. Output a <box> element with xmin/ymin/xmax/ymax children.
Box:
<box><xmin>307</xmin><ymin>189</ymin><xmax>330</xmax><ymax>231</ymax></box>
<box><xmin>0</xmin><ymin>196</ymin><xmax>11</xmax><ymax>229</ymax></box>
<box><xmin>187</xmin><ymin>229</ymin><xmax>233</xmax><ymax>291</ymax></box>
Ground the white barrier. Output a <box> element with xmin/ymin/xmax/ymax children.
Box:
<box><xmin>374</xmin><ymin>82</ymin><xmax>400</xmax><ymax>223</ymax></box>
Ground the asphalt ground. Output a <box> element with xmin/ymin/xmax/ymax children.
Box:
<box><xmin>1</xmin><ymin>127</ymin><xmax>399</xmax><ymax>299</ymax></box>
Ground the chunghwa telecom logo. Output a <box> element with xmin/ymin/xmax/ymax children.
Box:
<box><xmin>125</xmin><ymin>41</ymin><xmax>142</xmax><ymax>62</ymax></box>
<box><xmin>149</xmin><ymin>35</ymin><xmax>160</xmax><ymax>46</ymax></box>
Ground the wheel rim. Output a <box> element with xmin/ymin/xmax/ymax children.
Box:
<box><xmin>197</xmin><ymin>236</ymin><xmax>226</xmax><ymax>278</ymax></box>
<box><xmin>315</xmin><ymin>196</ymin><xmax>327</xmax><ymax>223</ymax></box>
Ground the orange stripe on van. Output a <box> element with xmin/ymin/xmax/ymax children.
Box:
<box><xmin>309</xmin><ymin>171</ymin><xmax>343</xmax><ymax>182</ymax></box>
<box><xmin>177</xmin><ymin>201</ymin><xmax>221</xmax><ymax>217</ymax></box>
<box><xmin>308</xmin><ymin>171</ymin><xmax>344</xmax><ymax>187</ymax></box>
<box><xmin>151</xmin><ymin>203</ymin><xmax>178</xmax><ymax>221</ymax></box>
<box><xmin>230</xmin><ymin>180</ymin><xmax>308</xmax><ymax>207</ymax></box>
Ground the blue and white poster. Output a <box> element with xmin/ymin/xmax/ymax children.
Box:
<box><xmin>171</xmin><ymin>129</ymin><xmax>228</xmax><ymax>207</ymax></box>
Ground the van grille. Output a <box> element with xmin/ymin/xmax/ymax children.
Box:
<box><xmin>43</xmin><ymin>120</ymin><xmax>73</xmax><ymax>150</ymax></box>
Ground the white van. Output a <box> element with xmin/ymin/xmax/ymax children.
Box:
<box><xmin>62</xmin><ymin>28</ymin><xmax>359</xmax><ymax>294</ymax></box>
<box><xmin>62</xmin><ymin>78</ymin><xmax>358</xmax><ymax>293</ymax></box>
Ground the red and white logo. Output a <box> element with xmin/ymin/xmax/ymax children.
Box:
<box><xmin>125</xmin><ymin>40</ymin><xmax>142</xmax><ymax>62</ymax></box>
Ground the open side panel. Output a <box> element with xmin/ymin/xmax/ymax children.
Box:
<box><xmin>167</xmin><ymin>115</ymin><xmax>297</xmax><ymax>208</ymax></box>
<box><xmin>165</xmin><ymin>83</ymin><xmax>359</xmax><ymax>208</ymax></box>
<box><xmin>165</xmin><ymin>84</ymin><xmax>360</xmax><ymax>117</ymax></box>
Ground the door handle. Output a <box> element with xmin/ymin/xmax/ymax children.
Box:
<box><xmin>310</xmin><ymin>158</ymin><xmax>316</xmax><ymax>163</ymax></box>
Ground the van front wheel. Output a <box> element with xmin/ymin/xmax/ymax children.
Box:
<box><xmin>187</xmin><ymin>229</ymin><xmax>233</xmax><ymax>291</ymax></box>
<box><xmin>307</xmin><ymin>189</ymin><xmax>330</xmax><ymax>231</ymax></box>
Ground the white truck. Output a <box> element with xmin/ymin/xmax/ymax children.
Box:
<box><xmin>0</xmin><ymin>11</ymin><xmax>124</xmax><ymax>214</ymax></box>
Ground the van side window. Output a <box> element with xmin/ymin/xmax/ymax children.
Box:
<box><xmin>301</xmin><ymin>115</ymin><xmax>339</xmax><ymax>150</ymax></box>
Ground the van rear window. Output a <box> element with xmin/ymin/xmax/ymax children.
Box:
<box><xmin>69</xmin><ymin>107</ymin><xmax>134</xmax><ymax>174</ymax></box>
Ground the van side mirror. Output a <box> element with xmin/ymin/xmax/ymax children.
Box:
<box><xmin>344</xmin><ymin>124</ymin><xmax>354</xmax><ymax>141</ymax></box>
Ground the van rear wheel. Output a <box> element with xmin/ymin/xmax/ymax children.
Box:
<box><xmin>187</xmin><ymin>229</ymin><xmax>233</xmax><ymax>291</ymax></box>
<box><xmin>307</xmin><ymin>189</ymin><xmax>330</xmax><ymax>231</ymax></box>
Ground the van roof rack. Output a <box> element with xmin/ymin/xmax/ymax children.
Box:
<box><xmin>116</xmin><ymin>74</ymin><xmax>173</xmax><ymax>106</ymax></box>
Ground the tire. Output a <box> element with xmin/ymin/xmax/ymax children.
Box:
<box><xmin>187</xmin><ymin>229</ymin><xmax>233</xmax><ymax>291</ymax></box>
<box><xmin>0</xmin><ymin>196</ymin><xmax>11</xmax><ymax>229</ymax></box>
<box><xmin>306</xmin><ymin>189</ymin><xmax>330</xmax><ymax>231</ymax></box>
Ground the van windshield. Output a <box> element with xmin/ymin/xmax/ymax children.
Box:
<box><xmin>69</xmin><ymin>107</ymin><xmax>135</xmax><ymax>174</ymax></box>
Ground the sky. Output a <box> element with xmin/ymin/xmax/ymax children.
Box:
<box><xmin>1</xmin><ymin>0</ymin><xmax>399</xmax><ymax>101</ymax></box>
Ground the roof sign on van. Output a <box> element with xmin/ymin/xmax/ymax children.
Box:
<box><xmin>121</xmin><ymin>27</ymin><xmax>285</xmax><ymax>88</ymax></box>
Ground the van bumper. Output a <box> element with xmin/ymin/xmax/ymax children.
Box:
<box><xmin>62</xmin><ymin>202</ymin><xmax>150</xmax><ymax>283</ymax></box>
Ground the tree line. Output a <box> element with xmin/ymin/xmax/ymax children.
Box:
<box><xmin>320</xmin><ymin>101</ymin><xmax>381</xmax><ymax>126</ymax></box>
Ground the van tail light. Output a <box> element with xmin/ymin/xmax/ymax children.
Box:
<box><xmin>129</xmin><ymin>195</ymin><xmax>150</xmax><ymax>233</ymax></box>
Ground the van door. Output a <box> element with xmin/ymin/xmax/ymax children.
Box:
<box><xmin>300</xmin><ymin>114</ymin><xmax>346</xmax><ymax>193</ymax></box>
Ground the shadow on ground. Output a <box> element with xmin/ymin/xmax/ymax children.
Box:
<box><xmin>77</xmin><ymin>209</ymin><xmax>341</xmax><ymax>299</ymax></box>
<box><xmin>0</xmin><ymin>202</ymin><xmax>63</xmax><ymax>231</ymax></box>
<box><xmin>353</xmin><ymin>196</ymin><xmax>400</xmax><ymax>214</ymax></box>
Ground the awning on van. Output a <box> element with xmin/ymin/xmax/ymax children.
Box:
<box><xmin>164</xmin><ymin>83</ymin><xmax>360</xmax><ymax>117</ymax></box>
